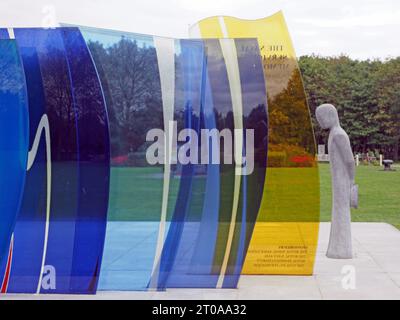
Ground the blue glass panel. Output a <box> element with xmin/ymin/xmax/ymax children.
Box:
<box><xmin>9</xmin><ymin>28</ymin><xmax>79</xmax><ymax>293</ymax></box>
<box><xmin>222</xmin><ymin>39</ymin><xmax>268</xmax><ymax>287</ymax></box>
<box><xmin>159</xmin><ymin>40</ymin><xmax>234</xmax><ymax>288</ymax></box>
<box><xmin>81</xmin><ymin>27</ymin><xmax>164</xmax><ymax>291</ymax></box>
<box><xmin>0</xmin><ymin>29</ymin><xmax>8</xmax><ymax>39</ymax></box>
<box><xmin>158</xmin><ymin>40</ymin><xmax>207</xmax><ymax>289</ymax></box>
<box><xmin>6</xmin><ymin>39</ymin><xmax>48</xmax><ymax>293</ymax></box>
<box><xmin>157</xmin><ymin>38</ymin><xmax>268</xmax><ymax>290</ymax></box>
<box><xmin>159</xmin><ymin>38</ymin><xmax>267</xmax><ymax>289</ymax></box>
<box><xmin>0</xmin><ymin>40</ymin><xmax>29</xmax><ymax>291</ymax></box>
<box><xmin>204</xmin><ymin>39</ymin><xmax>236</xmax><ymax>284</ymax></box>
<box><xmin>60</xmin><ymin>27</ymin><xmax>110</xmax><ymax>294</ymax></box>
<box><xmin>186</xmin><ymin>49</ymin><xmax>220</xmax><ymax>281</ymax></box>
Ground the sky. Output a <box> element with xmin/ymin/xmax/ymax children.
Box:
<box><xmin>0</xmin><ymin>0</ymin><xmax>399</xmax><ymax>60</ymax></box>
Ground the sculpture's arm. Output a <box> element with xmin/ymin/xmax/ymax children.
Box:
<box><xmin>334</xmin><ymin>134</ymin><xmax>355</xmax><ymax>184</ymax></box>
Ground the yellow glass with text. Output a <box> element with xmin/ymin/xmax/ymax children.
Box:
<box><xmin>191</xmin><ymin>11</ymin><xmax>320</xmax><ymax>275</ymax></box>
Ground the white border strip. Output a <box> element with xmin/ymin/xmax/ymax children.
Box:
<box><xmin>188</xmin><ymin>23</ymin><xmax>201</xmax><ymax>38</ymax></box>
<box><xmin>218</xmin><ymin>17</ymin><xmax>228</xmax><ymax>38</ymax></box>
<box><xmin>27</xmin><ymin>114</ymin><xmax>51</xmax><ymax>294</ymax></box>
<box><xmin>7</xmin><ymin>28</ymin><xmax>15</xmax><ymax>39</ymax></box>
<box><xmin>149</xmin><ymin>37</ymin><xmax>175</xmax><ymax>289</ymax></box>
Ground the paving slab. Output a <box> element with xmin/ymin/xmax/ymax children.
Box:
<box><xmin>0</xmin><ymin>222</ymin><xmax>399</xmax><ymax>300</ymax></box>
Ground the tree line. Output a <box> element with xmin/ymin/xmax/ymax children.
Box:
<box><xmin>299</xmin><ymin>55</ymin><xmax>400</xmax><ymax>160</ymax></box>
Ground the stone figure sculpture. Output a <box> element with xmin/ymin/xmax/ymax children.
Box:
<box><xmin>316</xmin><ymin>104</ymin><xmax>357</xmax><ymax>259</ymax></box>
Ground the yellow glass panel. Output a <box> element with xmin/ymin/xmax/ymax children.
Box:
<box><xmin>191</xmin><ymin>11</ymin><xmax>320</xmax><ymax>275</ymax></box>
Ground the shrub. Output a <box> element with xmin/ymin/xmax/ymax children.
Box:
<box><xmin>267</xmin><ymin>144</ymin><xmax>316</xmax><ymax>167</ymax></box>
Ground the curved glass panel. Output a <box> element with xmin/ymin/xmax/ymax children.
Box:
<box><xmin>60</xmin><ymin>28</ymin><xmax>110</xmax><ymax>294</ymax></box>
<box><xmin>8</xmin><ymin>28</ymin><xmax>78</xmax><ymax>293</ymax></box>
<box><xmin>157</xmin><ymin>38</ymin><xmax>267</xmax><ymax>289</ymax></box>
<box><xmin>207</xmin><ymin>39</ymin><xmax>238</xmax><ymax>287</ymax></box>
<box><xmin>80</xmin><ymin>27</ymin><xmax>166</xmax><ymax>291</ymax></box>
<box><xmin>3</xmin><ymin>28</ymin><xmax>109</xmax><ymax>294</ymax></box>
<box><xmin>8</xmin><ymin>29</ymin><xmax>73</xmax><ymax>293</ymax></box>
<box><xmin>223</xmin><ymin>38</ymin><xmax>268</xmax><ymax>287</ymax></box>
<box><xmin>156</xmin><ymin>39</ymin><xmax>215</xmax><ymax>288</ymax></box>
<box><xmin>80</xmin><ymin>26</ymin><xmax>268</xmax><ymax>290</ymax></box>
<box><xmin>191</xmin><ymin>11</ymin><xmax>320</xmax><ymax>275</ymax></box>
<box><xmin>0</xmin><ymin>40</ymin><xmax>29</xmax><ymax>292</ymax></box>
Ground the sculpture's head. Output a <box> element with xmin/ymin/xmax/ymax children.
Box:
<box><xmin>315</xmin><ymin>104</ymin><xmax>340</xmax><ymax>129</ymax></box>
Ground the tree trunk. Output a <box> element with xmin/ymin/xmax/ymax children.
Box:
<box><xmin>393</xmin><ymin>138</ymin><xmax>399</xmax><ymax>162</ymax></box>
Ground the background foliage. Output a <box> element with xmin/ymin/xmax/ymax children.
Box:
<box><xmin>299</xmin><ymin>55</ymin><xmax>400</xmax><ymax>161</ymax></box>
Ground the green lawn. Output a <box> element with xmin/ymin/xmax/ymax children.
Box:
<box><xmin>319</xmin><ymin>163</ymin><xmax>400</xmax><ymax>229</ymax></box>
<box><xmin>107</xmin><ymin>164</ymin><xmax>400</xmax><ymax>229</ymax></box>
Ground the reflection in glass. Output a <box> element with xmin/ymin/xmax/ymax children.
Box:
<box><xmin>81</xmin><ymin>26</ymin><xmax>268</xmax><ymax>290</ymax></box>
<box><xmin>10</xmin><ymin>28</ymin><xmax>79</xmax><ymax>293</ymax></box>
<box><xmin>61</xmin><ymin>28</ymin><xmax>110</xmax><ymax>294</ymax></box>
<box><xmin>82</xmin><ymin>27</ymin><xmax>165</xmax><ymax>291</ymax></box>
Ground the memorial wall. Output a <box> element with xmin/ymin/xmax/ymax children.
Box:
<box><xmin>0</xmin><ymin>11</ymin><xmax>319</xmax><ymax>294</ymax></box>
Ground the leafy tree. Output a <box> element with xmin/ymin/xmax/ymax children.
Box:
<box><xmin>88</xmin><ymin>39</ymin><xmax>163</xmax><ymax>158</ymax></box>
<box><xmin>299</xmin><ymin>55</ymin><xmax>400</xmax><ymax>159</ymax></box>
<box><xmin>375</xmin><ymin>58</ymin><xmax>400</xmax><ymax>160</ymax></box>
